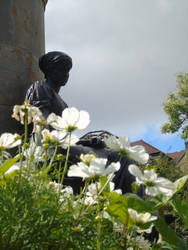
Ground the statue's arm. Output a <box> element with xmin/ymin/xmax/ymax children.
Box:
<box><xmin>25</xmin><ymin>82</ymin><xmax>52</xmax><ymax>119</ymax></box>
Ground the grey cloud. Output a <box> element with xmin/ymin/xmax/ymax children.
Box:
<box><xmin>45</xmin><ymin>0</ymin><xmax>188</xmax><ymax>138</ymax></box>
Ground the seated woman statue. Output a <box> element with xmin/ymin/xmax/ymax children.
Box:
<box><xmin>25</xmin><ymin>51</ymin><xmax>138</xmax><ymax>194</ymax></box>
<box><xmin>26</xmin><ymin>51</ymin><xmax>71</xmax><ymax>119</ymax></box>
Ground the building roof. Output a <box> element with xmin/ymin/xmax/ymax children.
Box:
<box><xmin>167</xmin><ymin>150</ymin><xmax>186</xmax><ymax>163</ymax></box>
<box><xmin>130</xmin><ymin>139</ymin><xmax>163</xmax><ymax>155</ymax></box>
<box><xmin>130</xmin><ymin>139</ymin><xmax>187</xmax><ymax>164</ymax></box>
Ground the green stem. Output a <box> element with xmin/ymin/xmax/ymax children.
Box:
<box><xmin>60</xmin><ymin>132</ymin><xmax>71</xmax><ymax>185</ymax></box>
<box><xmin>122</xmin><ymin>215</ymin><xmax>129</xmax><ymax>249</ymax></box>
<box><xmin>57</xmin><ymin>159</ymin><xmax>63</xmax><ymax>184</ymax></box>
<box><xmin>96</xmin><ymin>183</ymin><xmax>101</xmax><ymax>250</ymax></box>
<box><xmin>47</xmin><ymin>145</ymin><xmax>58</xmax><ymax>171</ymax></box>
<box><xmin>77</xmin><ymin>180</ymin><xmax>90</xmax><ymax>217</ymax></box>
<box><xmin>96</xmin><ymin>220</ymin><xmax>101</xmax><ymax>250</ymax></box>
<box><xmin>24</xmin><ymin>109</ymin><xmax>28</xmax><ymax>145</ymax></box>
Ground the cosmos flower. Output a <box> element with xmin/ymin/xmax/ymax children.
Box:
<box><xmin>3</xmin><ymin>161</ymin><xmax>29</xmax><ymax>176</ymax></box>
<box><xmin>67</xmin><ymin>158</ymin><xmax>120</xmax><ymax>179</ymax></box>
<box><xmin>61</xmin><ymin>186</ymin><xmax>73</xmax><ymax>197</ymax></box>
<box><xmin>80</xmin><ymin>153</ymin><xmax>96</xmax><ymax>165</ymax></box>
<box><xmin>128</xmin><ymin>164</ymin><xmax>176</xmax><ymax>197</ymax></box>
<box><xmin>12</xmin><ymin>101</ymin><xmax>44</xmax><ymax>125</ymax></box>
<box><xmin>48</xmin><ymin>181</ymin><xmax>62</xmax><ymax>192</ymax></box>
<box><xmin>87</xmin><ymin>181</ymin><xmax>122</xmax><ymax>197</ymax></box>
<box><xmin>4</xmin><ymin>163</ymin><xmax>20</xmax><ymax>176</ymax></box>
<box><xmin>104</xmin><ymin>136</ymin><xmax>149</xmax><ymax>164</ymax></box>
<box><xmin>47</xmin><ymin>107</ymin><xmax>90</xmax><ymax>132</ymax></box>
<box><xmin>128</xmin><ymin>208</ymin><xmax>156</xmax><ymax>233</ymax></box>
<box><xmin>128</xmin><ymin>208</ymin><xmax>157</xmax><ymax>224</ymax></box>
<box><xmin>41</xmin><ymin>129</ymin><xmax>79</xmax><ymax>148</ymax></box>
<box><xmin>23</xmin><ymin>140</ymin><xmax>43</xmax><ymax>162</ymax></box>
<box><xmin>0</xmin><ymin>133</ymin><xmax>21</xmax><ymax>150</ymax></box>
<box><xmin>129</xmin><ymin>235</ymin><xmax>151</xmax><ymax>250</ymax></box>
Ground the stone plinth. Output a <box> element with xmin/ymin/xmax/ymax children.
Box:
<box><xmin>0</xmin><ymin>0</ymin><xmax>47</xmax><ymax>134</ymax></box>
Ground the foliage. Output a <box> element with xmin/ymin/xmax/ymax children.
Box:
<box><xmin>0</xmin><ymin>175</ymin><xmax>122</xmax><ymax>250</ymax></box>
<box><xmin>161</xmin><ymin>73</ymin><xmax>188</xmax><ymax>139</ymax></box>
<box><xmin>151</xmin><ymin>154</ymin><xmax>182</xmax><ymax>182</ymax></box>
<box><xmin>142</xmin><ymin>155</ymin><xmax>188</xmax><ymax>243</ymax></box>
<box><xmin>0</xmin><ymin>103</ymin><xmax>188</xmax><ymax>249</ymax></box>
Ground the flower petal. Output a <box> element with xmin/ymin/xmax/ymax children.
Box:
<box><xmin>76</xmin><ymin>110</ymin><xmax>90</xmax><ymax>130</ymax></box>
<box><xmin>128</xmin><ymin>164</ymin><xmax>144</xmax><ymax>181</ymax></box>
<box><xmin>67</xmin><ymin>162</ymin><xmax>91</xmax><ymax>178</ymax></box>
<box><xmin>63</xmin><ymin>107</ymin><xmax>80</xmax><ymax>127</ymax></box>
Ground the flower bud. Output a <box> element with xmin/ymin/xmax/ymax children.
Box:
<box><xmin>23</xmin><ymin>143</ymin><xmax>29</xmax><ymax>150</ymax></box>
<box><xmin>56</xmin><ymin>154</ymin><xmax>63</xmax><ymax>161</ymax></box>
<box><xmin>95</xmin><ymin>216</ymin><xmax>101</xmax><ymax>222</ymax></box>
<box><xmin>42</xmin><ymin>153</ymin><xmax>48</xmax><ymax>160</ymax></box>
<box><xmin>43</xmin><ymin>143</ymin><xmax>49</xmax><ymax>150</ymax></box>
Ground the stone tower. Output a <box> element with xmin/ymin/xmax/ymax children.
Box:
<box><xmin>0</xmin><ymin>0</ymin><xmax>48</xmax><ymax>134</ymax></box>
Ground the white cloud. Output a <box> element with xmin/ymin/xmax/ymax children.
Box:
<box><xmin>44</xmin><ymin>0</ymin><xmax>188</xmax><ymax>150</ymax></box>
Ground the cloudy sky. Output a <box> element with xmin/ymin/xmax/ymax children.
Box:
<box><xmin>45</xmin><ymin>0</ymin><xmax>188</xmax><ymax>153</ymax></box>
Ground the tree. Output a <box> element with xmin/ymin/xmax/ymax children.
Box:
<box><xmin>161</xmin><ymin>73</ymin><xmax>188</xmax><ymax>140</ymax></box>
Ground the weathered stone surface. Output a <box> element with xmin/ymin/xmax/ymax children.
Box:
<box><xmin>0</xmin><ymin>0</ymin><xmax>46</xmax><ymax>134</ymax></box>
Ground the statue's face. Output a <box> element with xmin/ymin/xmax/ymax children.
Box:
<box><xmin>48</xmin><ymin>64</ymin><xmax>70</xmax><ymax>86</ymax></box>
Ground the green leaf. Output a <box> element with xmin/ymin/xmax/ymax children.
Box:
<box><xmin>171</xmin><ymin>198</ymin><xmax>188</xmax><ymax>229</ymax></box>
<box><xmin>107</xmin><ymin>192</ymin><xmax>128</xmax><ymax>224</ymax></box>
<box><xmin>0</xmin><ymin>170</ymin><xmax>19</xmax><ymax>185</ymax></box>
<box><xmin>174</xmin><ymin>175</ymin><xmax>188</xmax><ymax>193</ymax></box>
<box><xmin>99</xmin><ymin>176</ymin><xmax>110</xmax><ymax>193</ymax></box>
<box><xmin>125</xmin><ymin>193</ymin><xmax>156</xmax><ymax>212</ymax></box>
<box><xmin>145</xmin><ymin>194</ymin><xmax>175</xmax><ymax>210</ymax></box>
<box><xmin>154</xmin><ymin>217</ymin><xmax>188</xmax><ymax>249</ymax></box>
<box><xmin>0</xmin><ymin>156</ymin><xmax>20</xmax><ymax>176</ymax></box>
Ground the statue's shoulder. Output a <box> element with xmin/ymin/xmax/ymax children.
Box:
<box><xmin>26</xmin><ymin>81</ymin><xmax>42</xmax><ymax>92</ymax></box>
<box><xmin>25</xmin><ymin>80</ymin><xmax>50</xmax><ymax>104</ymax></box>
<box><xmin>30</xmin><ymin>80</ymin><xmax>45</xmax><ymax>90</ymax></box>
<box><xmin>26</xmin><ymin>81</ymin><xmax>49</xmax><ymax>95</ymax></box>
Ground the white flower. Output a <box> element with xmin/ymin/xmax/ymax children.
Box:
<box><xmin>128</xmin><ymin>208</ymin><xmax>157</xmax><ymax>224</ymax></box>
<box><xmin>67</xmin><ymin>158</ymin><xmax>120</xmax><ymax>179</ymax></box>
<box><xmin>81</xmin><ymin>181</ymin><xmax>122</xmax><ymax>206</ymax></box>
<box><xmin>128</xmin><ymin>208</ymin><xmax>156</xmax><ymax>233</ymax></box>
<box><xmin>133</xmin><ymin>236</ymin><xmax>151</xmax><ymax>250</ymax></box>
<box><xmin>4</xmin><ymin>163</ymin><xmax>20</xmax><ymax>176</ymax></box>
<box><xmin>24</xmin><ymin>141</ymin><xmax>43</xmax><ymax>162</ymax></box>
<box><xmin>81</xmin><ymin>196</ymin><xmax>97</xmax><ymax>206</ymax></box>
<box><xmin>4</xmin><ymin>161</ymin><xmax>28</xmax><ymax>176</ymax></box>
<box><xmin>42</xmin><ymin>129</ymin><xmax>63</xmax><ymax>143</ymax></box>
<box><xmin>128</xmin><ymin>164</ymin><xmax>176</xmax><ymax>197</ymax></box>
<box><xmin>12</xmin><ymin>101</ymin><xmax>44</xmax><ymax>125</ymax></box>
<box><xmin>61</xmin><ymin>133</ymin><xmax>79</xmax><ymax>149</ymax></box>
<box><xmin>104</xmin><ymin>136</ymin><xmax>149</xmax><ymax>164</ymax></box>
<box><xmin>127</xmin><ymin>235</ymin><xmax>151</xmax><ymax>250</ymax></box>
<box><xmin>0</xmin><ymin>133</ymin><xmax>21</xmax><ymax>150</ymax></box>
<box><xmin>80</xmin><ymin>153</ymin><xmax>96</xmax><ymax>165</ymax></box>
<box><xmin>41</xmin><ymin>129</ymin><xmax>78</xmax><ymax>148</ymax></box>
<box><xmin>48</xmin><ymin>181</ymin><xmax>62</xmax><ymax>192</ymax></box>
<box><xmin>47</xmin><ymin>107</ymin><xmax>90</xmax><ymax>132</ymax></box>
<box><xmin>61</xmin><ymin>186</ymin><xmax>73</xmax><ymax>197</ymax></box>
<box><xmin>87</xmin><ymin>181</ymin><xmax>121</xmax><ymax>198</ymax></box>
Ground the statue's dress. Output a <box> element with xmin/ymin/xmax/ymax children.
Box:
<box><xmin>25</xmin><ymin>81</ymin><xmax>68</xmax><ymax>118</ymax></box>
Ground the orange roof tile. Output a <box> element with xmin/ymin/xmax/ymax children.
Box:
<box><xmin>130</xmin><ymin>140</ymin><xmax>163</xmax><ymax>155</ymax></box>
<box><xmin>167</xmin><ymin>150</ymin><xmax>185</xmax><ymax>163</ymax></box>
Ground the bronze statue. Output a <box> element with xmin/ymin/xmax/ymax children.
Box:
<box><xmin>26</xmin><ymin>51</ymin><xmax>72</xmax><ymax>119</ymax></box>
<box><xmin>25</xmin><ymin>51</ymin><xmax>140</xmax><ymax>195</ymax></box>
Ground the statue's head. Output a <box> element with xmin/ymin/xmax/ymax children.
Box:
<box><xmin>39</xmin><ymin>51</ymin><xmax>72</xmax><ymax>86</ymax></box>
